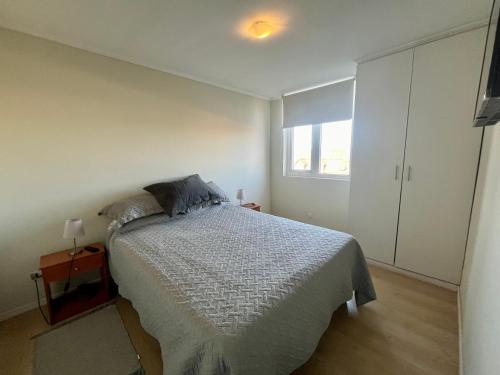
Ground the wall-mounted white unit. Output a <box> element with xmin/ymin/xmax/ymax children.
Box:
<box><xmin>349</xmin><ymin>28</ymin><xmax>486</xmax><ymax>284</ymax></box>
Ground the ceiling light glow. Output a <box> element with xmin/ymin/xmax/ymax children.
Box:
<box><xmin>237</xmin><ymin>12</ymin><xmax>287</xmax><ymax>41</ymax></box>
<box><xmin>249</xmin><ymin>21</ymin><xmax>273</xmax><ymax>39</ymax></box>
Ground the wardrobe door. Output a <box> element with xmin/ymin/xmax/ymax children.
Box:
<box><xmin>395</xmin><ymin>28</ymin><xmax>486</xmax><ymax>284</ymax></box>
<box><xmin>349</xmin><ymin>50</ymin><xmax>413</xmax><ymax>264</ymax></box>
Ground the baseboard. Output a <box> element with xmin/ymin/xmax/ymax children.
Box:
<box><xmin>0</xmin><ymin>297</ymin><xmax>46</xmax><ymax>322</ymax></box>
<box><xmin>458</xmin><ymin>288</ymin><xmax>464</xmax><ymax>375</ymax></box>
<box><xmin>366</xmin><ymin>258</ymin><xmax>458</xmax><ymax>291</ymax></box>
<box><xmin>0</xmin><ymin>277</ymin><xmax>101</xmax><ymax>322</ymax></box>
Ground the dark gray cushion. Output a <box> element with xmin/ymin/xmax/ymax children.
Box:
<box><xmin>144</xmin><ymin>174</ymin><xmax>218</xmax><ymax>217</ymax></box>
<box><xmin>207</xmin><ymin>181</ymin><xmax>230</xmax><ymax>202</ymax></box>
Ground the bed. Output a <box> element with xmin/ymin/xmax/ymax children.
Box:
<box><xmin>107</xmin><ymin>203</ymin><xmax>376</xmax><ymax>374</ymax></box>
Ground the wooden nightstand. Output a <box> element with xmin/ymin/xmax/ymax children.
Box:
<box><xmin>242</xmin><ymin>203</ymin><xmax>261</xmax><ymax>212</ymax></box>
<box><xmin>39</xmin><ymin>242</ymin><xmax>111</xmax><ymax>325</ymax></box>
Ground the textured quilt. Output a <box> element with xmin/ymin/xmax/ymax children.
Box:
<box><xmin>108</xmin><ymin>203</ymin><xmax>376</xmax><ymax>375</ymax></box>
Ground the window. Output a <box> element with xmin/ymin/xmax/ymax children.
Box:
<box><xmin>285</xmin><ymin>120</ymin><xmax>352</xmax><ymax>179</ymax></box>
<box><xmin>291</xmin><ymin>125</ymin><xmax>312</xmax><ymax>171</ymax></box>
<box><xmin>320</xmin><ymin>120</ymin><xmax>352</xmax><ymax>175</ymax></box>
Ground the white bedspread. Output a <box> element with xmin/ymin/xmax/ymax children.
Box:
<box><xmin>108</xmin><ymin>203</ymin><xmax>375</xmax><ymax>374</ymax></box>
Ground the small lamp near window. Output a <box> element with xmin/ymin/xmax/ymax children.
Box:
<box><xmin>63</xmin><ymin>218</ymin><xmax>85</xmax><ymax>256</ymax></box>
<box><xmin>236</xmin><ymin>189</ymin><xmax>245</xmax><ymax>206</ymax></box>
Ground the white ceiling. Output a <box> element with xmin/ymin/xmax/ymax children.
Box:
<box><xmin>0</xmin><ymin>0</ymin><xmax>493</xmax><ymax>99</ymax></box>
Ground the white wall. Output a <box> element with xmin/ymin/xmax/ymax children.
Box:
<box><xmin>270</xmin><ymin>99</ymin><xmax>350</xmax><ymax>232</ymax></box>
<box><xmin>0</xmin><ymin>28</ymin><xmax>270</xmax><ymax>318</ymax></box>
<box><xmin>460</xmin><ymin>125</ymin><xmax>500</xmax><ymax>374</ymax></box>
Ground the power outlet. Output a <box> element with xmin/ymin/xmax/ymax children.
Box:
<box><xmin>30</xmin><ymin>271</ymin><xmax>42</xmax><ymax>280</ymax></box>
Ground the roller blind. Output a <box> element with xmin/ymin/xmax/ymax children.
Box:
<box><xmin>282</xmin><ymin>78</ymin><xmax>355</xmax><ymax>128</ymax></box>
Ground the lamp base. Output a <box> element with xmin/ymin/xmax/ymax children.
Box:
<box><xmin>68</xmin><ymin>247</ymin><xmax>83</xmax><ymax>257</ymax></box>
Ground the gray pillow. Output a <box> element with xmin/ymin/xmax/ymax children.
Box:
<box><xmin>98</xmin><ymin>193</ymin><xmax>163</xmax><ymax>227</ymax></box>
<box><xmin>144</xmin><ymin>174</ymin><xmax>215</xmax><ymax>217</ymax></box>
<box><xmin>185</xmin><ymin>199</ymin><xmax>219</xmax><ymax>213</ymax></box>
<box><xmin>207</xmin><ymin>181</ymin><xmax>230</xmax><ymax>202</ymax></box>
<box><xmin>184</xmin><ymin>181</ymin><xmax>230</xmax><ymax>213</ymax></box>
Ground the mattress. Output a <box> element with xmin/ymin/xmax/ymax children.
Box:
<box><xmin>108</xmin><ymin>203</ymin><xmax>376</xmax><ymax>374</ymax></box>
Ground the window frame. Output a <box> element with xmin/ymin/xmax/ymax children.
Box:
<box><xmin>284</xmin><ymin>121</ymin><xmax>352</xmax><ymax>181</ymax></box>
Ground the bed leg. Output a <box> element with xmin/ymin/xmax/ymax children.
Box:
<box><xmin>346</xmin><ymin>291</ymin><xmax>358</xmax><ymax>316</ymax></box>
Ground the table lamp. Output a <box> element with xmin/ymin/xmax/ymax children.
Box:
<box><xmin>236</xmin><ymin>189</ymin><xmax>245</xmax><ymax>206</ymax></box>
<box><xmin>63</xmin><ymin>218</ymin><xmax>85</xmax><ymax>256</ymax></box>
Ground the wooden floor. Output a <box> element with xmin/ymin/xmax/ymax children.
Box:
<box><xmin>0</xmin><ymin>266</ymin><xmax>458</xmax><ymax>375</ymax></box>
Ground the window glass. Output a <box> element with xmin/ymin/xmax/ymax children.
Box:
<box><xmin>292</xmin><ymin>125</ymin><xmax>312</xmax><ymax>170</ymax></box>
<box><xmin>320</xmin><ymin>120</ymin><xmax>352</xmax><ymax>175</ymax></box>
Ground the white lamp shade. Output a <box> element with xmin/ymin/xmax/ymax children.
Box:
<box><xmin>63</xmin><ymin>218</ymin><xmax>85</xmax><ymax>239</ymax></box>
<box><xmin>236</xmin><ymin>189</ymin><xmax>245</xmax><ymax>201</ymax></box>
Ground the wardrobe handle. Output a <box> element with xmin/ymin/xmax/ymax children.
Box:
<box><xmin>395</xmin><ymin>165</ymin><xmax>399</xmax><ymax>180</ymax></box>
<box><xmin>407</xmin><ymin>165</ymin><xmax>412</xmax><ymax>181</ymax></box>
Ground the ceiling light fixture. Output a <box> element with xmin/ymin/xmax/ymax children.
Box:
<box><xmin>248</xmin><ymin>21</ymin><xmax>273</xmax><ymax>39</ymax></box>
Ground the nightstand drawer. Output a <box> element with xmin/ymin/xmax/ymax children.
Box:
<box><xmin>42</xmin><ymin>253</ymin><xmax>103</xmax><ymax>283</ymax></box>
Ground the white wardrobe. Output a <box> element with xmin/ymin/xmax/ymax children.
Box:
<box><xmin>349</xmin><ymin>28</ymin><xmax>486</xmax><ymax>284</ymax></box>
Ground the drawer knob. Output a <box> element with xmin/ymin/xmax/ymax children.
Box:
<box><xmin>74</xmin><ymin>266</ymin><xmax>79</xmax><ymax>271</ymax></box>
